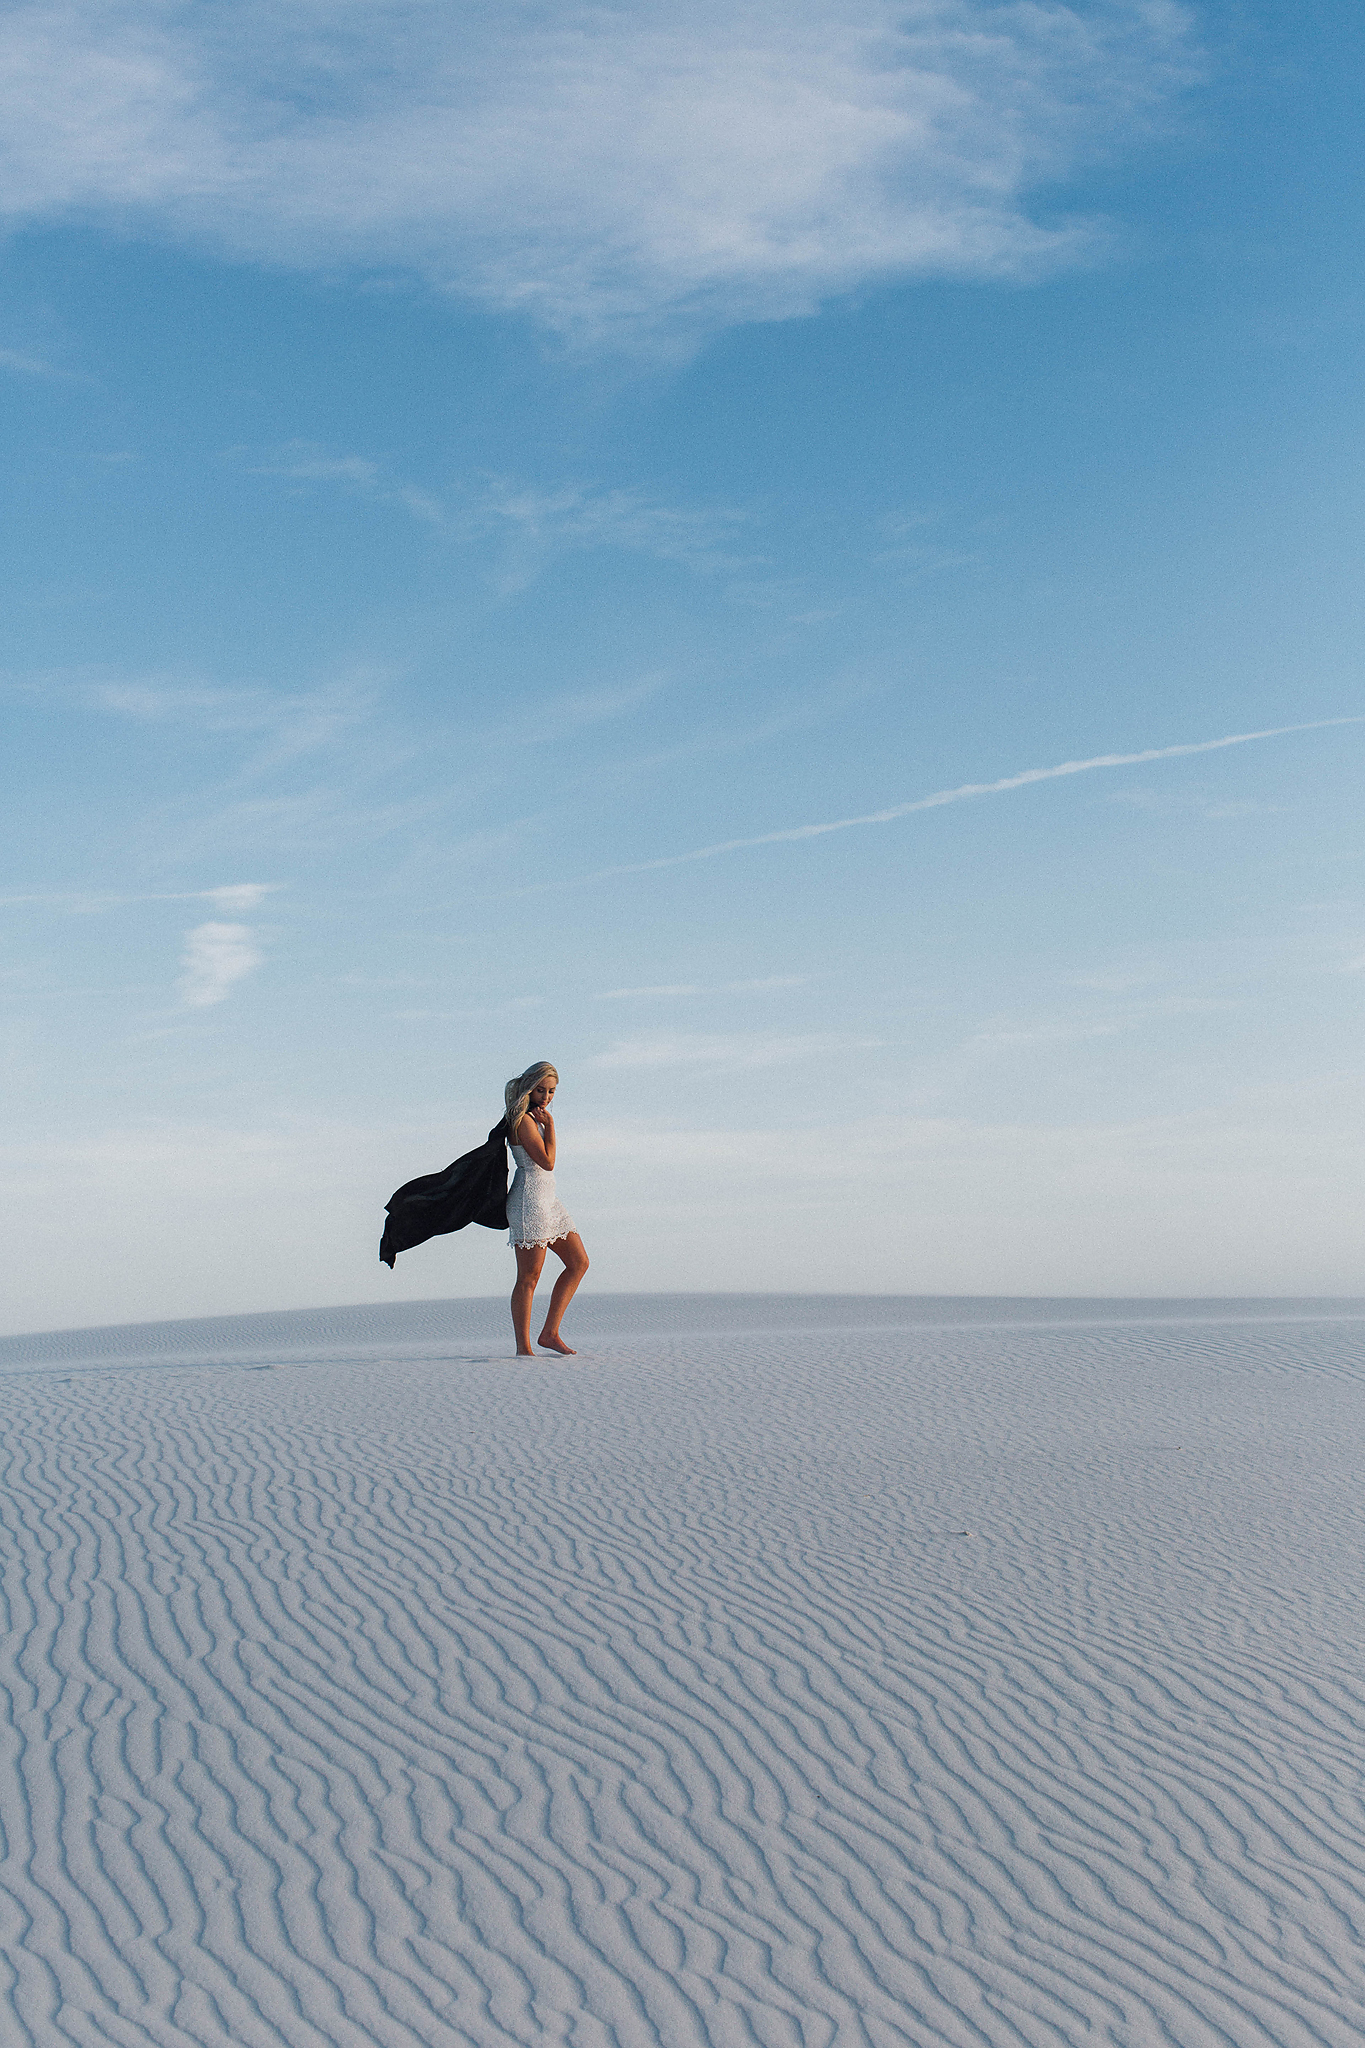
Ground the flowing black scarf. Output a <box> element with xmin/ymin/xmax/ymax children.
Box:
<box><xmin>379</xmin><ymin>1119</ymin><xmax>509</xmax><ymax>1268</ymax></box>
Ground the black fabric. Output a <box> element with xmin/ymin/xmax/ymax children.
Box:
<box><xmin>379</xmin><ymin>1120</ymin><xmax>509</xmax><ymax>1267</ymax></box>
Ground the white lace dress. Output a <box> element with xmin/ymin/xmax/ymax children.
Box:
<box><xmin>506</xmin><ymin>1144</ymin><xmax>575</xmax><ymax>1250</ymax></box>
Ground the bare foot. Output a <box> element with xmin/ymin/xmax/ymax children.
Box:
<box><xmin>515</xmin><ymin>1347</ymin><xmax>537</xmax><ymax>1357</ymax></box>
<box><xmin>537</xmin><ymin>1331</ymin><xmax>576</xmax><ymax>1355</ymax></box>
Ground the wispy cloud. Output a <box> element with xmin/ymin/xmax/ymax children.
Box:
<box><xmin>557</xmin><ymin>676</ymin><xmax>668</xmax><ymax>724</ymax></box>
<box><xmin>0</xmin><ymin>346</ymin><xmax>59</xmax><ymax>376</ymax></box>
<box><xmin>465</xmin><ymin>476</ymin><xmax>755</xmax><ymax>589</ymax></box>
<box><xmin>1066</xmin><ymin>964</ymin><xmax>1164</xmax><ymax>994</ymax></box>
<box><xmin>475</xmin><ymin>479</ymin><xmax>748</xmax><ymax>563</ymax></box>
<box><xmin>0</xmin><ymin>1</ymin><xmax>1200</xmax><ymax>347</ymax></box>
<box><xmin>970</xmin><ymin>1019</ymin><xmax>1124</xmax><ymax>1049</ymax></box>
<box><xmin>3</xmin><ymin>661</ymin><xmax>447</xmax><ymax>876</ymax></box>
<box><xmin>874</xmin><ymin>508</ymin><xmax>982</xmax><ymax>575</ymax></box>
<box><xmin>597</xmin><ymin>985</ymin><xmax>703</xmax><ymax>1000</ymax></box>
<box><xmin>0</xmin><ymin>882</ymin><xmax>279</xmax><ymax>914</ymax></box>
<box><xmin>966</xmin><ymin>986</ymin><xmax>1232</xmax><ymax>1056</ymax></box>
<box><xmin>595</xmin><ymin>975</ymin><xmax>808</xmax><ymax>999</ymax></box>
<box><xmin>477</xmin><ymin>672</ymin><xmax>670</xmax><ymax>746</ymax></box>
<box><xmin>252</xmin><ymin>449</ymin><xmax>379</xmax><ymax>487</ymax></box>
<box><xmin>203</xmin><ymin>883</ymin><xmax>274</xmax><ymax>914</ymax></box>
<box><xmin>580</xmin><ymin>718</ymin><xmax>1365</xmax><ymax>881</ymax></box>
<box><xmin>241</xmin><ymin>456</ymin><xmax>750</xmax><ymax>575</ymax></box>
<box><xmin>1102</xmin><ymin>786</ymin><xmax>1280</xmax><ymax>820</ymax></box>
<box><xmin>178</xmin><ymin>921</ymin><xmax>264</xmax><ymax>1008</ymax></box>
<box><xmin>591</xmin><ymin>1030</ymin><xmax>877</xmax><ymax>1069</ymax></box>
<box><xmin>582</xmin><ymin>669</ymin><xmax>880</xmax><ymax>790</ymax></box>
<box><xmin>72</xmin><ymin>666</ymin><xmax>447</xmax><ymax>858</ymax></box>
<box><xmin>241</xmin><ymin>443</ymin><xmax>444</xmax><ymax>526</ymax></box>
<box><xmin>88</xmin><ymin>671</ymin><xmax>383</xmax><ymax>773</ymax></box>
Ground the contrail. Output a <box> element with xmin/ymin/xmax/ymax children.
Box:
<box><xmin>0</xmin><ymin>883</ymin><xmax>279</xmax><ymax>912</ymax></box>
<box><xmin>584</xmin><ymin>716</ymin><xmax>1364</xmax><ymax>881</ymax></box>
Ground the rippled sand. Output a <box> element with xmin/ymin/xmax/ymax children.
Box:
<box><xmin>2</xmin><ymin>1297</ymin><xmax>1363</xmax><ymax>2045</ymax></box>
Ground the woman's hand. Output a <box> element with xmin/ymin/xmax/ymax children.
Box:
<box><xmin>516</xmin><ymin>1107</ymin><xmax>556</xmax><ymax>1170</ymax></box>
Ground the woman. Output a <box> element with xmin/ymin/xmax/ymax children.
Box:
<box><xmin>504</xmin><ymin>1061</ymin><xmax>589</xmax><ymax>1357</ymax></box>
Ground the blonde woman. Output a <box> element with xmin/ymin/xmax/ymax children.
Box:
<box><xmin>504</xmin><ymin>1061</ymin><xmax>589</xmax><ymax>1357</ymax></box>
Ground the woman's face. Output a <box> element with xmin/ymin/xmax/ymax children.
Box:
<box><xmin>529</xmin><ymin>1078</ymin><xmax>557</xmax><ymax>1110</ymax></box>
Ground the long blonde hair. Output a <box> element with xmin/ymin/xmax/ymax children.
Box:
<box><xmin>504</xmin><ymin>1060</ymin><xmax>558</xmax><ymax>1139</ymax></box>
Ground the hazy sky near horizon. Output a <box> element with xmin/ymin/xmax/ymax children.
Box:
<box><xmin>3</xmin><ymin>0</ymin><xmax>1364</xmax><ymax>1331</ymax></box>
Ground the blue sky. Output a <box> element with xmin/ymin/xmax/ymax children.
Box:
<box><xmin>3</xmin><ymin>0</ymin><xmax>1363</xmax><ymax>1329</ymax></box>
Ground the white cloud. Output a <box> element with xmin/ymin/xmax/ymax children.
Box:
<box><xmin>74</xmin><ymin>666</ymin><xmax>422</xmax><ymax>857</ymax></box>
<box><xmin>594</xmin><ymin>975</ymin><xmax>807</xmax><ymax>998</ymax></box>
<box><xmin>469</xmin><ymin>477</ymin><xmax>752</xmax><ymax>572</ymax></box>
<box><xmin>875</xmin><ymin>507</ymin><xmax>983</xmax><ymax>574</ymax></box>
<box><xmin>578</xmin><ymin>718</ymin><xmax>1365</xmax><ymax>880</ymax></box>
<box><xmin>591</xmin><ymin>1030</ymin><xmax>879</xmax><ymax>1069</ymax></box>
<box><xmin>558</xmin><ymin>676</ymin><xmax>669</xmax><ymax>724</ymax></box>
<box><xmin>252</xmin><ymin>448</ymin><xmax>380</xmax><ymax>487</ymax></box>
<box><xmin>483</xmin><ymin>671</ymin><xmax>670</xmax><ymax>742</ymax></box>
<box><xmin>88</xmin><ymin>670</ymin><xmax>382</xmax><ymax>771</ymax></box>
<box><xmin>971</xmin><ymin>1018</ymin><xmax>1123</xmax><ymax>1049</ymax></box>
<box><xmin>1103</xmin><ymin>787</ymin><xmax>1280</xmax><ymax>820</ymax></box>
<box><xmin>242</xmin><ymin>442</ymin><xmax>445</xmax><ymax>525</ymax></box>
<box><xmin>178</xmin><ymin>921</ymin><xmax>264</xmax><ymax>1007</ymax></box>
<box><xmin>4</xmin><ymin>1071</ymin><xmax>1365</xmax><ymax>1335</ymax></box>
<box><xmin>203</xmin><ymin>882</ymin><xmax>276</xmax><ymax>913</ymax></box>
<box><xmin>0</xmin><ymin>1</ymin><xmax>1200</xmax><ymax>346</ymax></box>
<box><xmin>1067</xmin><ymin>964</ymin><xmax>1164</xmax><ymax>993</ymax></box>
<box><xmin>0</xmin><ymin>880</ymin><xmax>280</xmax><ymax>914</ymax></box>
<box><xmin>565</xmin><ymin>1087</ymin><xmax>1365</xmax><ymax>1295</ymax></box>
<box><xmin>0</xmin><ymin>1114</ymin><xmax>509</xmax><ymax>1333</ymax></box>
<box><xmin>597</xmin><ymin>985</ymin><xmax>704</xmax><ymax>1000</ymax></box>
<box><xmin>444</xmin><ymin>475</ymin><xmax>761</xmax><ymax>594</ymax></box>
<box><xmin>0</xmin><ymin>346</ymin><xmax>57</xmax><ymax>375</ymax></box>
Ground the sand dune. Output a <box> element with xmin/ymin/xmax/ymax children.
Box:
<box><xmin>2</xmin><ymin>1297</ymin><xmax>1363</xmax><ymax>2044</ymax></box>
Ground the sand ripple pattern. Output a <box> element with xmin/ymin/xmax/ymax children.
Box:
<box><xmin>2</xmin><ymin>1312</ymin><xmax>1365</xmax><ymax>2045</ymax></box>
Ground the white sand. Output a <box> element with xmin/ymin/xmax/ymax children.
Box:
<box><xmin>2</xmin><ymin>1296</ymin><xmax>1363</xmax><ymax>2046</ymax></box>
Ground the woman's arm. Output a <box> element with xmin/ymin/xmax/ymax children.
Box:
<box><xmin>513</xmin><ymin>1110</ymin><xmax>555</xmax><ymax>1169</ymax></box>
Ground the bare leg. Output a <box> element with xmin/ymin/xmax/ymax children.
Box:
<box><xmin>538</xmin><ymin>1233</ymin><xmax>589</xmax><ymax>1354</ymax></box>
<box><xmin>511</xmin><ymin>1244</ymin><xmax>546</xmax><ymax>1356</ymax></box>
